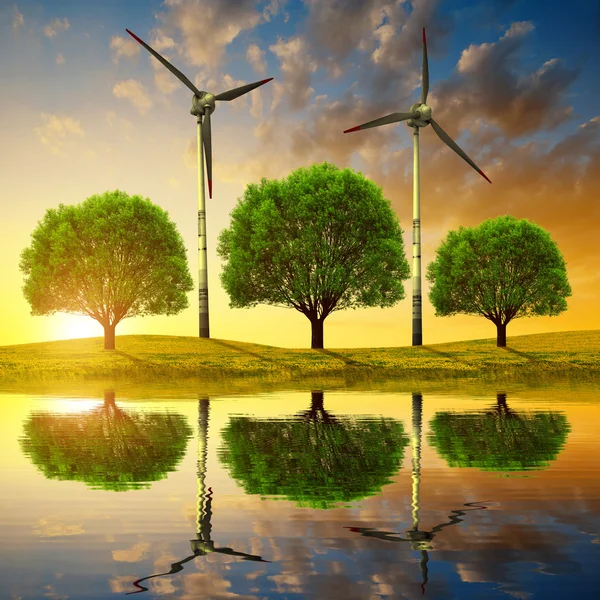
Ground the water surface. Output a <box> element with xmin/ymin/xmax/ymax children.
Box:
<box><xmin>1</xmin><ymin>384</ymin><xmax>599</xmax><ymax>599</ymax></box>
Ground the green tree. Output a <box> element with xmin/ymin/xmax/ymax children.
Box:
<box><xmin>427</xmin><ymin>393</ymin><xmax>570</xmax><ymax>472</ymax></box>
<box><xmin>19</xmin><ymin>190</ymin><xmax>194</xmax><ymax>349</ymax></box>
<box><xmin>19</xmin><ymin>391</ymin><xmax>193</xmax><ymax>491</ymax></box>
<box><xmin>218</xmin><ymin>391</ymin><xmax>410</xmax><ymax>509</ymax></box>
<box><xmin>217</xmin><ymin>162</ymin><xmax>410</xmax><ymax>349</ymax></box>
<box><xmin>426</xmin><ymin>215</ymin><xmax>571</xmax><ymax>347</ymax></box>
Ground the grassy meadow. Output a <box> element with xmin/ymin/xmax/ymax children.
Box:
<box><xmin>0</xmin><ymin>330</ymin><xmax>599</xmax><ymax>388</ymax></box>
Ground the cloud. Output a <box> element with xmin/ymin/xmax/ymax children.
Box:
<box><xmin>184</xmin><ymin>138</ymin><xmax>198</xmax><ymax>169</ymax></box>
<box><xmin>270</xmin><ymin>0</ymin><xmax>453</xmax><ymax>108</ymax></box>
<box><xmin>456</xmin><ymin>21</ymin><xmax>534</xmax><ymax>73</ymax></box>
<box><xmin>180</xmin><ymin>572</ymin><xmax>259</xmax><ymax>600</ymax></box>
<box><xmin>109</xmin><ymin>35</ymin><xmax>141</xmax><ymax>62</ymax></box>
<box><xmin>42</xmin><ymin>585</ymin><xmax>67</xmax><ymax>600</ymax></box>
<box><xmin>154</xmin><ymin>0</ymin><xmax>280</xmax><ymax>71</ymax></box>
<box><xmin>367</xmin><ymin>0</ymin><xmax>453</xmax><ymax>94</ymax></box>
<box><xmin>149</xmin><ymin>30</ymin><xmax>177</xmax><ymax>52</ymax></box>
<box><xmin>12</xmin><ymin>4</ymin><xmax>24</xmax><ymax>31</ymax></box>
<box><xmin>269</xmin><ymin>36</ymin><xmax>318</xmax><ymax>110</ymax></box>
<box><xmin>434</xmin><ymin>21</ymin><xmax>579</xmax><ymax>137</ymax></box>
<box><xmin>270</xmin><ymin>80</ymin><xmax>285</xmax><ymax>112</ymax></box>
<box><xmin>105</xmin><ymin>110</ymin><xmax>133</xmax><ymax>130</ymax></box>
<box><xmin>56</xmin><ymin>53</ymin><xmax>64</xmax><ymax>65</ymax></box>
<box><xmin>113</xmin><ymin>79</ymin><xmax>153</xmax><ymax>114</ymax></box>
<box><xmin>33</xmin><ymin>517</ymin><xmax>85</xmax><ymax>537</ymax></box>
<box><xmin>34</xmin><ymin>113</ymin><xmax>84</xmax><ymax>154</ymax></box>
<box><xmin>43</xmin><ymin>18</ymin><xmax>70</xmax><ymax>39</ymax></box>
<box><xmin>246</xmin><ymin>43</ymin><xmax>267</xmax><ymax>76</ymax></box>
<box><xmin>202</xmin><ymin>90</ymin><xmax>406</xmax><ymax>189</ymax></box>
<box><xmin>303</xmin><ymin>0</ymin><xmax>391</xmax><ymax>68</ymax></box>
<box><xmin>249</xmin><ymin>86</ymin><xmax>264</xmax><ymax>118</ymax></box>
<box><xmin>286</xmin><ymin>93</ymin><xmax>405</xmax><ymax>168</ymax></box>
<box><xmin>502</xmin><ymin>20</ymin><xmax>535</xmax><ymax>39</ymax></box>
<box><xmin>112</xmin><ymin>542</ymin><xmax>151</xmax><ymax>562</ymax></box>
<box><xmin>262</xmin><ymin>0</ymin><xmax>283</xmax><ymax>22</ymax></box>
<box><xmin>150</xmin><ymin>55</ymin><xmax>181</xmax><ymax>94</ymax></box>
<box><xmin>109</xmin><ymin>576</ymin><xmax>138</xmax><ymax>594</ymax></box>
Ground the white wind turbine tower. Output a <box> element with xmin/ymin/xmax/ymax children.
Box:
<box><xmin>343</xmin><ymin>27</ymin><xmax>491</xmax><ymax>346</ymax></box>
<box><xmin>126</xmin><ymin>29</ymin><xmax>273</xmax><ymax>338</ymax></box>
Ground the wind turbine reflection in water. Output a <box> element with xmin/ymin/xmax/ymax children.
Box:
<box><xmin>127</xmin><ymin>397</ymin><xmax>269</xmax><ymax>595</ymax></box>
<box><xmin>346</xmin><ymin>393</ymin><xmax>491</xmax><ymax>595</ymax></box>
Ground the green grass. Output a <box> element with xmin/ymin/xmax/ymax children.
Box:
<box><xmin>1</xmin><ymin>330</ymin><xmax>599</xmax><ymax>387</ymax></box>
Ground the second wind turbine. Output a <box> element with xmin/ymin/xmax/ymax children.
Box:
<box><xmin>343</xmin><ymin>27</ymin><xmax>491</xmax><ymax>346</ymax></box>
<box><xmin>126</xmin><ymin>29</ymin><xmax>273</xmax><ymax>338</ymax></box>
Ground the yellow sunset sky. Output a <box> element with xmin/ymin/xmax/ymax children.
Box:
<box><xmin>1</xmin><ymin>0</ymin><xmax>598</xmax><ymax>349</ymax></box>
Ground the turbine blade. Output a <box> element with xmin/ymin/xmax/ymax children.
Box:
<box><xmin>215</xmin><ymin>78</ymin><xmax>273</xmax><ymax>101</ymax></box>
<box><xmin>202</xmin><ymin>112</ymin><xmax>213</xmax><ymax>198</ymax></box>
<box><xmin>430</xmin><ymin>118</ymin><xmax>492</xmax><ymax>183</ymax></box>
<box><xmin>125</xmin><ymin>29</ymin><xmax>202</xmax><ymax>97</ymax></box>
<box><xmin>421</xmin><ymin>27</ymin><xmax>429</xmax><ymax>104</ymax></box>
<box><xmin>343</xmin><ymin>112</ymin><xmax>419</xmax><ymax>133</ymax></box>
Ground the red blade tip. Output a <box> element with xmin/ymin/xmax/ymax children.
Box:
<box><xmin>478</xmin><ymin>169</ymin><xmax>492</xmax><ymax>184</ymax></box>
<box><xmin>208</xmin><ymin>179</ymin><xmax>212</xmax><ymax>198</ymax></box>
<box><xmin>125</xmin><ymin>29</ymin><xmax>143</xmax><ymax>45</ymax></box>
<box><xmin>261</xmin><ymin>77</ymin><xmax>274</xmax><ymax>85</ymax></box>
<box><xmin>423</xmin><ymin>27</ymin><xmax>426</xmax><ymax>44</ymax></box>
<box><xmin>343</xmin><ymin>125</ymin><xmax>361</xmax><ymax>133</ymax></box>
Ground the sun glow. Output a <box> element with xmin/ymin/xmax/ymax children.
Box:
<box><xmin>52</xmin><ymin>314</ymin><xmax>103</xmax><ymax>341</ymax></box>
<box><xmin>52</xmin><ymin>399</ymin><xmax>104</xmax><ymax>413</ymax></box>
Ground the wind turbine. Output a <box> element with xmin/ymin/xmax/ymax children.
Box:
<box><xmin>343</xmin><ymin>27</ymin><xmax>491</xmax><ymax>346</ymax></box>
<box><xmin>125</xmin><ymin>29</ymin><xmax>273</xmax><ymax>338</ymax></box>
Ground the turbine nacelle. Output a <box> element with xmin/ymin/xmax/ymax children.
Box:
<box><xmin>191</xmin><ymin>92</ymin><xmax>216</xmax><ymax>117</ymax></box>
<box><xmin>408</xmin><ymin>102</ymin><xmax>432</xmax><ymax>128</ymax></box>
<box><xmin>125</xmin><ymin>28</ymin><xmax>273</xmax><ymax>200</ymax></box>
<box><xmin>342</xmin><ymin>27</ymin><xmax>490</xmax><ymax>185</ymax></box>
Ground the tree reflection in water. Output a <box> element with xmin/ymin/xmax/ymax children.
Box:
<box><xmin>218</xmin><ymin>391</ymin><xmax>411</xmax><ymax>509</ymax></box>
<box><xmin>428</xmin><ymin>392</ymin><xmax>571</xmax><ymax>472</ymax></box>
<box><xmin>19</xmin><ymin>390</ymin><xmax>192</xmax><ymax>491</ymax></box>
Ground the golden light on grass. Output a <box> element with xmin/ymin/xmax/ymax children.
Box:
<box><xmin>0</xmin><ymin>330</ymin><xmax>599</xmax><ymax>385</ymax></box>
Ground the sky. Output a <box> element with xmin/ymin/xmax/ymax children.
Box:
<box><xmin>1</xmin><ymin>0</ymin><xmax>599</xmax><ymax>349</ymax></box>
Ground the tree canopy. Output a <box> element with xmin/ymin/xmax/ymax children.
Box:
<box><xmin>426</xmin><ymin>215</ymin><xmax>571</xmax><ymax>346</ymax></box>
<box><xmin>218</xmin><ymin>392</ymin><xmax>410</xmax><ymax>509</ymax></box>
<box><xmin>19</xmin><ymin>391</ymin><xmax>193</xmax><ymax>491</ymax></box>
<box><xmin>19</xmin><ymin>190</ymin><xmax>194</xmax><ymax>349</ymax></box>
<box><xmin>217</xmin><ymin>162</ymin><xmax>410</xmax><ymax>348</ymax></box>
<box><xmin>427</xmin><ymin>394</ymin><xmax>570</xmax><ymax>472</ymax></box>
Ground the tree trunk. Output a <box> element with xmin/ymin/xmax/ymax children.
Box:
<box><xmin>496</xmin><ymin>322</ymin><xmax>507</xmax><ymax>347</ymax></box>
<box><xmin>304</xmin><ymin>390</ymin><xmax>335</xmax><ymax>424</ymax></box>
<box><xmin>310</xmin><ymin>317</ymin><xmax>324</xmax><ymax>349</ymax></box>
<box><xmin>103</xmin><ymin>322</ymin><xmax>116</xmax><ymax>350</ymax></box>
<box><xmin>311</xmin><ymin>391</ymin><xmax>325</xmax><ymax>412</ymax></box>
<box><xmin>104</xmin><ymin>390</ymin><xmax>116</xmax><ymax>407</ymax></box>
<box><xmin>495</xmin><ymin>392</ymin><xmax>513</xmax><ymax>417</ymax></box>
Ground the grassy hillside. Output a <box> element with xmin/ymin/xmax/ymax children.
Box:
<box><xmin>0</xmin><ymin>330</ymin><xmax>599</xmax><ymax>385</ymax></box>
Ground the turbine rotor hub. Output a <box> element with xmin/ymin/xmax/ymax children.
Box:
<box><xmin>408</xmin><ymin>102</ymin><xmax>432</xmax><ymax>128</ymax></box>
<box><xmin>190</xmin><ymin>92</ymin><xmax>216</xmax><ymax>117</ymax></box>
